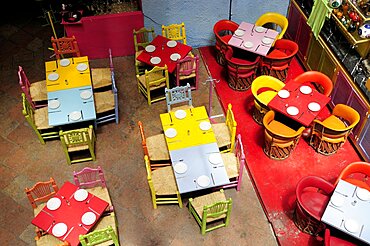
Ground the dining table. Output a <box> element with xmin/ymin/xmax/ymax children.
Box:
<box><xmin>267</xmin><ymin>81</ymin><xmax>331</xmax><ymax>127</ymax></box>
<box><xmin>136</xmin><ymin>35</ymin><xmax>193</xmax><ymax>73</ymax></box>
<box><xmin>31</xmin><ymin>181</ymin><xmax>109</xmax><ymax>246</ymax></box>
<box><xmin>321</xmin><ymin>179</ymin><xmax>370</xmax><ymax>244</ymax></box>
<box><xmin>228</xmin><ymin>21</ymin><xmax>279</xmax><ymax>56</ymax></box>
<box><xmin>160</xmin><ymin>106</ymin><xmax>230</xmax><ymax>194</ymax></box>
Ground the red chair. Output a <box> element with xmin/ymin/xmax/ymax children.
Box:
<box><xmin>260</xmin><ymin>39</ymin><xmax>299</xmax><ymax>82</ymax></box>
<box><xmin>335</xmin><ymin>161</ymin><xmax>370</xmax><ymax>191</ymax></box>
<box><xmin>51</xmin><ymin>35</ymin><xmax>81</xmax><ymax>59</ymax></box>
<box><xmin>293</xmin><ymin>175</ymin><xmax>334</xmax><ymax>236</ymax></box>
<box><xmin>293</xmin><ymin>71</ymin><xmax>333</xmax><ymax>96</ymax></box>
<box><xmin>324</xmin><ymin>228</ymin><xmax>358</xmax><ymax>246</ymax></box>
<box><xmin>213</xmin><ymin>19</ymin><xmax>239</xmax><ymax>66</ymax></box>
<box><xmin>174</xmin><ymin>54</ymin><xmax>199</xmax><ymax>90</ymax></box>
<box><xmin>224</xmin><ymin>46</ymin><xmax>261</xmax><ymax>91</ymax></box>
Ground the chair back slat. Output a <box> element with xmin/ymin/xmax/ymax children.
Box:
<box><xmin>73</xmin><ymin>166</ymin><xmax>106</xmax><ymax>189</ymax></box>
<box><xmin>79</xmin><ymin>225</ymin><xmax>119</xmax><ymax>246</ymax></box>
<box><xmin>165</xmin><ymin>83</ymin><xmax>192</xmax><ymax>112</ymax></box>
<box><xmin>51</xmin><ymin>35</ymin><xmax>81</xmax><ymax>59</ymax></box>
<box><xmin>162</xmin><ymin>22</ymin><xmax>187</xmax><ymax>44</ymax></box>
<box><xmin>133</xmin><ymin>27</ymin><xmax>156</xmax><ymax>52</ymax></box>
<box><xmin>25</xmin><ymin>177</ymin><xmax>59</xmax><ymax>209</ymax></box>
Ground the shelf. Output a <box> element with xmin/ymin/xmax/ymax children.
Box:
<box><xmin>331</xmin><ymin>13</ymin><xmax>370</xmax><ymax>45</ymax></box>
<box><xmin>347</xmin><ymin>0</ymin><xmax>370</xmax><ymax>21</ymax></box>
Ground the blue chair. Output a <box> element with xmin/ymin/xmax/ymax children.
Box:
<box><xmin>165</xmin><ymin>83</ymin><xmax>193</xmax><ymax>112</ymax></box>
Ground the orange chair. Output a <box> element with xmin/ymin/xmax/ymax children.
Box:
<box><xmin>260</xmin><ymin>39</ymin><xmax>299</xmax><ymax>82</ymax></box>
<box><xmin>293</xmin><ymin>175</ymin><xmax>334</xmax><ymax>236</ymax></box>
<box><xmin>335</xmin><ymin>161</ymin><xmax>370</xmax><ymax>191</ymax></box>
<box><xmin>51</xmin><ymin>35</ymin><xmax>81</xmax><ymax>59</ymax></box>
<box><xmin>293</xmin><ymin>71</ymin><xmax>333</xmax><ymax>96</ymax></box>
<box><xmin>213</xmin><ymin>19</ymin><xmax>239</xmax><ymax>66</ymax></box>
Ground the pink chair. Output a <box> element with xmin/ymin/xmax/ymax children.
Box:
<box><xmin>174</xmin><ymin>54</ymin><xmax>200</xmax><ymax>90</ymax></box>
<box><xmin>73</xmin><ymin>166</ymin><xmax>114</xmax><ymax>212</ymax></box>
<box><xmin>18</xmin><ymin>66</ymin><xmax>47</xmax><ymax>109</ymax></box>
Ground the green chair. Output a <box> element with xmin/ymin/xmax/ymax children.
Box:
<box><xmin>59</xmin><ymin>125</ymin><xmax>96</xmax><ymax>165</ymax></box>
<box><xmin>79</xmin><ymin>225</ymin><xmax>119</xmax><ymax>246</ymax></box>
<box><xmin>188</xmin><ymin>189</ymin><xmax>232</xmax><ymax>235</ymax></box>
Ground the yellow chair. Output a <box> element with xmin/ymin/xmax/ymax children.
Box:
<box><xmin>255</xmin><ymin>12</ymin><xmax>289</xmax><ymax>41</ymax></box>
<box><xmin>144</xmin><ymin>155</ymin><xmax>182</xmax><ymax>209</ymax></box>
<box><xmin>79</xmin><ymin>225</ymin><xmax>120</xmax><ymax>246</ymax></box>
<box><xmin>251</xmin><ymin>75</ymin><xmax>285</xmax><ymax>125</ymax></box>
<box><xmin>263</xmin><ymin>110</ymin><xmax>305</xmax><ymax>160</ymax></box>
<box><xmin>136</xmin><ymin>65</ymin><xmax>170</xmax><ymax>105</ymax></box>
<box><xmin>309</xmin><ymin>104</ymin><xmax>360</xmax><ymax>156</ymax></box>
<box><xmin>188</xmin><ymin>189</ymin><xmax>232</xmax><ymax>235</ymax></box>
<box><xmin>59</xmin><ymin>125</ymin><xmax>96</xmax><ymax>165</ymax></box>
<box><xmin>133</xmin><ymin>27</ymin><xmax>156</xmax><ymax>75</ymax></box>
<box><xmin>22</xmin><ymin>93</ymin><xmax>59</xmax><ymax>144</ymax></box>
<box><xmin>162</xmin><ymin>22</ymin><xmax>187</xmax><ymax>44</ymax></box>
<box><xmin>212</xmin><ymin>103</ymin><xmax>237</xmax><ymax>153</ymax></box>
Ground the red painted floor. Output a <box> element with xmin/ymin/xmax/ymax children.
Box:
<box><xmin>199</xmin><ymin>46</ymin><xmax>363</xmax><ymax>245</ymax></box>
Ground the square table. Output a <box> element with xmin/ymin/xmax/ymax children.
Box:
<box><xmin>228</xmin><ymin>21</ymin><xmax>279</xmax><ymax>56</ymax></box>
<box><xmin>322</xmin><ymin>179</ymin><xmax>370</xmax><ymax>244</ymax></box>
<box><xmin>268</xmin><ymin>81</ymin><xmax>331</xmax><ymax>127</ymax></box>
<box><xmin>160</xmin><ymin>106</ymin><xmax>230</xmax><ymax>193</ymax></box>
<box><xmin>32</xmin><ymin>181</ymin><xmax>109</xmax><ymax>246</ymax></box>
<box><xmin>136</xmin><ymin>35</ymin><xmax>193</xmax><ymax>73</ymax></box>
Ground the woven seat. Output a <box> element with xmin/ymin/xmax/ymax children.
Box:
<box><xmin>94</xmin><ymin>91</ymin><xmax>115</xmax><ymax>113</ymax></box>
<box><xmin>92</xmin><ymin>68</ymin><xmax>112</xmax><ymax>90</ymax></box>
<box><xmin>29</xmin><ymin>80</ymin><xmax>47</xmax><ymax>102</ymax></box>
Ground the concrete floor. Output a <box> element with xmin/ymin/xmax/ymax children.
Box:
<box><xmin>0</xmin><ymin>7</ymin><xmax>279</xmax><ymax>246</ymax></box>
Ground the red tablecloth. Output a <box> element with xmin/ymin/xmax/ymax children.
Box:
<box><xmin>268</xmin><ymin>81</ymin><xmax>331</xmax><ymax>126</ymax></box>
<box><xmin>136</xmin><ymin>35</ymin><xmax>193</xmax><ymax>73</ymax></box>
<box><xmin>31</xmin><ymin>181</ymin><xmax>108</xmax><ymax>246</ymax></box>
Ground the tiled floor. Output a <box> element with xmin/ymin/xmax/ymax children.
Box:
<box><xmin>0</xmin><ymin>6</ymin><xmax>278</xmax><ymax>246</ymax></box>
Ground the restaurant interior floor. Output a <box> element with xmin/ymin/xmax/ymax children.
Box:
<box><xmin>0</xmin><ymin>7</ymin><xmax>279</xmax><ymax>246</ymax></box>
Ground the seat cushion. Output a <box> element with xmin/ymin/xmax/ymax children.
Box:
<box><xmin>151</xmin><ymin>166</ymin><xmax>178</xmax><ymax>195</ymax></box>
<box><xmin>94</xmin><ymin>90</ymin><xmax>115</xmax><ymax>114</ymax></box>
<box><xmin>257</xmin><ymin>90</ymin><xmax>278</xmax><ymax>106</ymax></box>
<box><xmin>322</xmin><ymin>115</ymin><xmax>346</xmax><ymax>129</ymax></box>
<box><xmin>268</xmin><ymin>120</ymin><xmax>297</xmax><ymax>136</ymax></box>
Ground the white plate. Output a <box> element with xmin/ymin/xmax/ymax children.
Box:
<box><xmin>330</xmin><ymin>194</ymin><xmax>345</xmax><ymax>207</ymax></box>
<box><xmin>60</xmin><ymin>59</ymin><xmax>70</xmax><ymax>67</ymax></box>
<box><xmin>165</xmin><ymin>128</ymin><xmax>177</xmax><ymax>138</ymax></box>
<box><xmin>74</xmin><ymin>189</ymin><xmax>88</xmax><ymax>202</ymax></box>
<box><xmin>77</xmin><ymin>63</ymin><xmax>88</xmax><ymax>72</ymax></box>
<box><xmin>52</xmin><ymin>223</ymin><xmax>68</xmax><ymax>237</ymax></box>
<box><xmin>199</xmin><ymin>121</ymin><xmax>211</xmax><ymax>131</ymax></box>
<box><xmin>175</xmin><ymin>109</ymin><xmax>186</xmax><ymax>119</ymax></box>
<box><xmin>300</xmin><ymin>85</ymin><xmax>312</xmax><ymax>94</ymax></box>
<box><xmin>286</xmin><ymin>106</ymin><xmax>299</xmax><ymax>116</ymax></box>
<box><xmin>197</xmin><ymin>175</ymin><xmax>211</xmax><ymax>187</ymax></box>
<box><xmin>244</xmin><ymin>41</ymin><xmax>254</xmax><ymax>49</ymax></box>
<box><xmin>48</xmin><ymin>73</ymin><xmax>59</xmax><ymax>81</ymax></box>
<box><xmin>170</xmin><ymin>53</ymin><xmax>181</xmax><ymax>61</ymax></box>
<box><xmin>81</xmin><ymin>211</ymin><xmax>96</xmax><ymax>226</ymax></box>
<box><xmin>356</xmin><ymin>188</ymin><xmax>370</xmax><ymax>201</ymax></box>
<box><xmin>47</xmin><ymin>197</ymin><xmax>61</xmax><ymax>210</ymax></box>
<box><xmin>150</xmin><ymin>57</ymin><xmax>161</xmax><ymax>65</ymax></box>
<box><xmin>278</xmin><ymin>90</ymin><xmax>290</xmax><ymax>99</ymax></box>
<box><xmin>167</xmin><ymin>40</ymin><xmax>177</xmax><ymax>48</ymax></box>
<box><xmin>80</xmin><ymin>90</ymin><xmax>92</xmax><ymax>100</ymax></box>
<box><xmin>48</xmin><ymin>99</ymin><xmax>60</xmax><ymax>109</ymax></box>
<box><xmin>308</xmin><ymin>102</ymin><xmax>321</xmax><ymax>112</ymax></box>
<box><xmin>69</xmin><ymin>111</ymin><xmax>82</xmax><ymax>121</ymax></box>
<box><xmin>262</xmin><ymin>37</ymin><xmax>273</xmax><ymax>45</ymax></box>
<box><xmin>209</xmin><ymin>153</ymin><xmax>222</xmax><ymax>165</ymax></box>
<box><xmin>344</xmin><ymin>219</ymin><xmax>359</xmax><ymax>233</ymax></box>
<box><xmin>234</xmin><ymin>29</ymin><xmax>245</xmax><ymax>36</ymax></box>
<box><xmin>174</xmin><ymin>162</ymin><xmax>188</xmax><ymax>174</ymax></box>
<box><xmin>145</xmin><ymin>45</ymin><xmax>156</xmax><ymax>53</ymax></box>
<box><xmin>255</xmin><ymin>26</ymin><xmax>265</xmax><ymax>33</ymax></box>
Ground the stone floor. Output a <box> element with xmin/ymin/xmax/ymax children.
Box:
<box><xmin>0</xmin><ymin>6</ymin><xmax>278</xmax><ymax>246</ymax></box>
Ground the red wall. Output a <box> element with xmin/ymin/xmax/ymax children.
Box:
<box><xmin>63</xmin><ymin>11</ymin><xmax>144</xmax><ymax>59</ymax></box>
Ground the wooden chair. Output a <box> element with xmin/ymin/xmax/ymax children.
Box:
<box><xmin>220</xmin><ymin>134</ymin><xmax>245</xmax><ymax>191</ymax></box>
<box><xmin>255</xmin><ymin>12</ymin><xmax>289</xmax><ymax>41</ymax></box>
<box><xmin>91</xmin><ymin>49</ymin><xmax>114</xmax><ymax>90</ymax></box>
<box><xmin>212</xmin><ymin>103</ymin><xmax>237</xmax><ymax>153</ymax></box>
<box><xmin>213</xmin><ymin>19</ymin><xmax>239</xmax><ymax>66</ymax></box>
<box><xmin>309</xmin><ymin>104</ymin><xmax>360</xmax><ymax>156</ymax></box>
<box><xmin>165</xmin><ymin>83</ymin><xmax>193</xmax><ymax>113</ymax></box>
<box><xmin>335</xmin><ymin>161</ymin><xmax>370</xmax><ymax>191</ymax></box>
<box><xmin>59</xmin><ymin>125</ymin><xmax>96</xmax><ymax>165</ymax></box>
<box><xmin>174</xmin><ymin>54</ymin><xmax>200</xmax><ymax>90</ymax></box>
<box><xmin>18</xmin><ymin>66</ymin><xmax>47</xmax><ymax>109</ymax></box>
<box><xmin>144</xmin><ymin>155</ymin><xmax>182</xmax><ymax>209</ymax></box>
<box><xmin>263</xmin><ymin>110</ymin><xmax>305</xmax><ymax>160</ymax></box>
<box><xmin>73</xmin><ymin>166</ymin><xmax>114</xmax><ymax>212</ymax></box>
<box><xmin>22</xmin><ymin>93</ymin><xmax>59</xmax><ymax>144</ymax></box>
<box><xmin>162</xmin><ymin>22</ymin><xmax>187</xmax><ymax>44</ymax></box>
<box><xmin>90</xmin><ymin>212</ymin><xmax>119</xmax><ymax>239</ymax></box>
<box><xmin>79</xmin><ymin>225</ymin><xmax>120</xmax><ymax>246</ymax></box>
<box><xmin>136</xmin><ymin>65</ymin><xmax>170</xmax><ymax>105</ymax></box>
<box><xmin>138</xmin><ymin>121</ymin><xmax>170</xmax><ymax>164</ymax></box>
<box><xmin>293</xmin><ymin>175</ymin><xmax>334</xmax><ymax>236</ymax></box>
<box><xmin>293</xmin><ymin>71</ymin><xmax>334</xmax><ymax>96</ymax></box>
<box><xmin>51</xmin><ymin>35</ymin><xmax>81</xmax><ymax>59</ymax></box>
<box><xmin>251</xmin><ymin>75</ymin><xmax>285</xmax><ymax>125</ymax></box>
<box><xmin>133</xmin><ymin>27</ymin><xmax>156</xmax><ymax>75</ymax></box>
<box><xmin>188</xmin><ymin>189</ymin><xmax>232</xmax><ymax>235</ymax></box>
